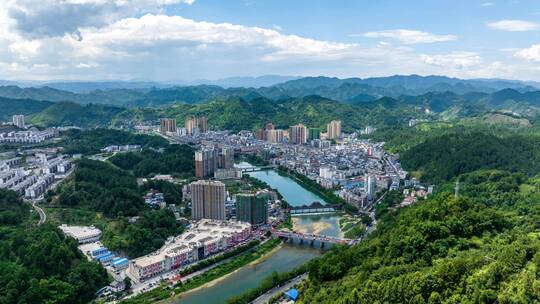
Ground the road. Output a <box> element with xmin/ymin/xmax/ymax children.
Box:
<box><xmin>32</xmin><ymin>201</ymin><xmax>46</xmax><ymax>225</ymax></box>
<box><xmin>251</xmin><ymin>273</ymin><xmax>308</xmax><ymax>304</ymax></box>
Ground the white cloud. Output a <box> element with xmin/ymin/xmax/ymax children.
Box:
<box><xmin>481</xmin><ymin>2</ymin><xmax>494</xmax><ymax>7</ymax></box>
<box><xmin>0</xmin><ymin>1</ymin><xmax>537</xmax><ymax>81</ymax></box>
<box><xmin>72</xmin><ymin>14</ymin><xmax>357</xmax><ymax>61</ymax></box>
<box><xmin>2</xmin><ymin>0</ymin><xmax>195</xmax><ymax>37</ymax></box>
<box><xmin>362</xmin><ymin>29</ymin><xmax>457</xmax><ymax>44</ymax></box>
<box><xmin>420</xmin><ymin>52</ymin><xmax>482</xmax><ymax>69</ymax></box>
<box><xmin>515</xmin><ymin>44</ymin><xmax>540</xmax><ymax>62</ymax></box>
<box><xmin>487</xmin><ymin>20</ymin><xmax>539</xmax><ymax>32</ymax></box>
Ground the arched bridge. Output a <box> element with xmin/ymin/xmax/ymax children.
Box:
<box><xmin>272</xmin><ymin>229</ymin><xmax>356</xmax><ymax>247</ymax></box>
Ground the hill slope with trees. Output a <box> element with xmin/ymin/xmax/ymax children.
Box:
<box><xmin>299</xmin><ymin>170</ymin><xmax>540</xmax><ymax>303</ymax></box>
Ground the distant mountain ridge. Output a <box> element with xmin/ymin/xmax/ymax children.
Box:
<box><xmin>0</xmin><ymin>75</ymin><xmax>538</xmax><ymax>108</ymax></box>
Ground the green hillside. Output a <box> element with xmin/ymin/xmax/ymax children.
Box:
<box><xmin>112</xmin><ymin>96</ymin><xmax>430</xmax><ymax>131</ymax></box>
<box><xmin>28</xmin><ymin>101</ymin><xmax>124</xmax><ymax>128</ymax></box>
<box><xmin>299</xmin><ymin>170</ymin><xmax>540</xmax><ymax>303</ymax></box>
<box><xmin>0</xmin><ymin>97</ymin><xmax>53</xmax><ymax>121</ymax></box>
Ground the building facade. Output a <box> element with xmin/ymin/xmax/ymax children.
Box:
<box><xmin>160</xmin><ymin>118</ymin><xmax>177</xmax><ymax>134</ymax></box>
<box><xmin>128</xmin><ymin>220</ymin><xmax>251</xmax><ymax>282</ymax></box>
<box><xmin>326</xmin><ymin>120</ymin><xmax>342</xmax><ymax>139</ymax></box>
<box><xmin>308</xmin><ymin>128</ymin><xmax>320</xmax><ymax>140</ymax></box>
<box><xmin>266</xmin><ymin>129</ymin><xmax>284</xmax><ymax>143</ymax></box>
<box><xmin>12</xmin><ymin>115</ymin><xmax>25</xmax><ymax>129</ymax></box>
<box><xmin>289</xmin><ymin>124</ymin><xmax>307</xmax><ymax>145</ymax></box>
<box><xmin>236</xmin><ymin>192</ymin><xmax>268</xmax><ymax>226</ymax></box>
<box><xmin>185</xmin><ymin>116</ymin><xmax>208</xmax><ymax>135</ymax></box>
<box><xmin>190</xmin><ymin>180</ymin><xmax>226</xmax><ymax>220</ymax></box>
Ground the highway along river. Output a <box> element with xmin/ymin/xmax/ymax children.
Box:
<box><xmin>173</xmin><ymin>164</ymin><xmax>342</xmax><ymax>304</ymax></box>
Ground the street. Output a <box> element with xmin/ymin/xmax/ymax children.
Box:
<box><xmin>252</xmin><ymin>273</ymin><xmax>308</xmax><ymax>304</ymax></box>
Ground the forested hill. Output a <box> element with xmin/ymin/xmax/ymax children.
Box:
<box><xmin>111</xmin><ymin>96</ymin><xmax>429</xmax><ymax>132</ymax></box>
<box><xmin>299</xmin><ymin>170</ymin><xmax>540</xmax><ymax>303</ymax></box>
<box><xmin>0</xmin><ymin>96</ymin><xmax>53</xmax><ymax>121</ymax></box>
<box><xmin>400</xmin><ymin>132</ymin><xmax>540</xmax><ymax>183</ymax></box>
<box><xmin>0</xmin><ymin>189</ymin><xmax>109</xmax><ymax>303</ymax></box>
<box><xmin>27</xmin><ymin>101</ymin><xmax>124</xmax><ymax>128</ymax></box>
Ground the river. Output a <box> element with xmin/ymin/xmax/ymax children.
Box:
<box><xmin>172</xmin><ymin>164</ymin><xmax>341</xmax><ymax>304</ymax></box>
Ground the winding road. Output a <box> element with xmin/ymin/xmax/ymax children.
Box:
<box><xmin>32</xmin><ymin>201</ymin><xmax>46</xmax><ymax>225</ymax></box>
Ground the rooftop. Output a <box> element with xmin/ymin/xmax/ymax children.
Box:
<box><xmin>132</xmin><ymin>219</ymin><xmax>250</xmax><ymax>268</ymax></box>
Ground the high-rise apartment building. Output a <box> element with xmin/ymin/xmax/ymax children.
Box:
<box><xmin>185</xmin><ymin>116</ymin><xmax>208</xmax><ymax>135</ymax></box>
<box><xmin>365</xmin><ymin>175</ymin><xmax>376</xmax><ymax>200</ymax></box>
<box><xmin>195</xmin><ymin>148</ymin><xmax>219</xmax><ymax>178</ymax></box>
<box><xmin>12</xmin><ymin>115</ymin><xmax>25</xmax><ymax>129</ymax></box>
<box><xmin>190</xmin><ymin>180</ymin><xmax>226</xmax><ymax>220</ymax></box>
<box><xmin>195</xmin><ymin>146</ymin><xmax>234</xmax><ymax>178</ymax></box>
<box><xmin>198</xmin><ymin>116</ymin><xmax>208</xmax><ymax>133</ymax></box>
<box><xmin>326</xmin><ymin>120</ymin><xmax>342</xmax><ymax>140</ymax></box>
<box><xmin>289</xmin><ymin>124</ymin><xmax>307</xmax><ymax>145</ymax></box>
<box><xmin>160</xmin><ymin>118</ymin><xmax>177</xmax><ymax>134</ymax></box>
<box><xmin>236</xmin><ymin>192</ymin><xmax>268</xmax><ymax>226</ymax></box>
<box><xmin>308</xmin><ymin>128</ymin><xmax>320</xmax><ymax>140</ymax></box>
<box><xmin>266</xmin><ymin>129</ymin><xmax>284</xmax><ymax>143</ymax></box>
<box><xmin>218</xmin><ymin>147</ymin><xmax>235</xmax><ymax>169</ymax></box>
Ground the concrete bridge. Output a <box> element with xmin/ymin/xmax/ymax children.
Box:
<box><xmin>272</xmin><ymin>229</ymin><xmax>355</xmax><ymax>248</ymax></box>
<box><xmin>290</xmin><ymin>203</ymin><xmax>341</xmax><ymax>215</ymax></box>
<box><xmin>240</xmin><ymin>165</ymin><xmax>276</xmax><ymax>173</ymax></box>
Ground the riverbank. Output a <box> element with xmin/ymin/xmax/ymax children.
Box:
<box><xmin>276</xmin><ymin>166</ymin><xmax>358</xmax><ymax>213</ymax></box>
<box><xmin>121</xmin><ymin>239</ymin><xmax>282</xmax><ymax>304</ymax></box>
<box><xmin>171</xmin><ymin>243</ymin><xmax>284</xmax><ymax>301</ymax></box>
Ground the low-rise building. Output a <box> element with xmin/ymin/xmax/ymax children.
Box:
<box><xmin>128</xmin><ymin>219</ymin><xmax>251</xmax><ymax>282</ymax></box>
<box><xmin>58</xmin><ymin>225</ymin><xmax>102</xmax><ymax>244</ymax></box>
<box><xmin>214</xmin><ymin>168</ymin><xmax>243</xmax><ymax>180</ymax></box>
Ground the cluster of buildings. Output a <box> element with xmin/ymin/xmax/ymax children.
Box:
<box><xmin>159</xmin><ymin>116</ymin><xmax>209</xmax><ymax>136</ymax></box>
<box><xmin>269</xmin><ymin>137</ymin><xmax>405</xmax><ymax>209</ymax></box>
<box><xmin>128</xmin><ymin>219</ymin><xmax>251</xmax><ymax>282</ymax></box>
<box><xmin>187</xmin><ymin>180</ymin><xmax>270</xmax><ymax>226</ymax></box>
<box><xmin>0</xmin><ymin>128</ymin><xmax>58</xmax><ymax>144</ymax></box>
<box><xmin>144</xmin><ymin>190</ymin><xmax>167</xmax><ymax>209</ymax></box>
<box><xmin>0</xmin><ymin>149</ymin><xmax>73</xmax><ymax>198</ymax></box>
<box><xmin>254</xmin><ymin>120</ymin><xmax>342</xmax><ymax>145</ymax></box>
<box><xmin>59</xmin><ymin>225</ymin><xmax>129</xmax><ymax>293</ymax></box>
<box><xmin>101</xmin><ymin>144</ymin><xmax>141</xmax><ymax>153</ymax></box>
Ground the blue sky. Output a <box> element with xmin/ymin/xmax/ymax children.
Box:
<box><xmin>0</xmin><ymin>0</ymin><xmax>539</xmax><ymax>81</ymax></box>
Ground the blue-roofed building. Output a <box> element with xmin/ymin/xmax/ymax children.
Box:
<box><xmin>112</xmin><ymin>258</ymin><xmax>129</xmax><ymax>270</ymax></box>
<box><xmin>94</xmin><ymin>251</ymin><xmax>111</xmax><ymax>260</ymax></box>
<box><xmin>98</xmin><ymin>253</ymin><xmax>115</xmax><ymax>263</ymax></box>
<box><xmin>91</xmin><ymin>247</ymin><xmax>108</xmax><ymax>257</ymax></box>
<box><xmin>285</xmin><ymin>288</ymin><xmax>299</xmax><ymax>302</ymax></box>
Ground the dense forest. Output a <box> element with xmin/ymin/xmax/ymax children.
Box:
<box><xmin>60</xmin><ymin>128</ymin><xmax>168</xmax><ymax>155</ymax></box>
<box><xmin>28</xmin><ymin>101</ymin><xmax>124</xmax><ymax>128</ymax></box>
<box><xmin>53</xmin><ymin>158</ymin><xmax>144</xmax><ymax>217</ymax></box>
<box><xmin>102</xmin><ymin>208</ymin><xmax>183</xmax><ymax>258</ymax></box>
<box><xmin>400</xmin><ymin>131</ymin><xmax>540</xmax><ymax>183</ymax></box>
<box><xmin>300</xmin><ymin>170</ymin><xmax>540</xmax><ymax>303</ymax></box>
<box><xmin>48</xmin><ymin>158</ymin><xmax>188</xmax><ymax>258</ymax></box>
<box><xmin>0</xmin><ymin>96</ymin><xmax>53</xmax><ymax>121</ymax></box>
<box><xmin>111</xmin><ymin>96</ymin><xmax>429</xmax><ymax>132</ymax></box>
<box><xmin>0</xmin><ymin>189</ymin><xmax>109</xmax><ymax>303</ymax></box>
<box><xmin>109</xmin><ymin>144</ymin><xmax>195</xmax><ymax>177</ymax></box>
